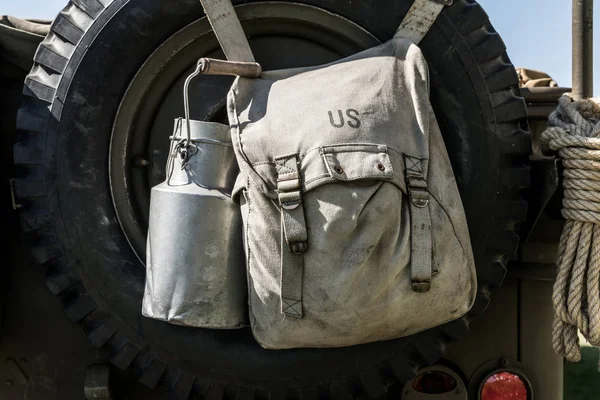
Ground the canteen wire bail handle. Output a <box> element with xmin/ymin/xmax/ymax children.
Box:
<box><xmin>168</xmin><ymin>58</ymin><xmax>262</xmax><ymax>178</ymax></box>
<box><xmin>184</xmin><ymin>57</ymin><xmax>262</xmax><ymax>147</ymax></box>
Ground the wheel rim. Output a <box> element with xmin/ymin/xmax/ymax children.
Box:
<box><xmin>109</xmin><ymin>2</ymin><xmax>379</xmax><ymax>262</ymax></box>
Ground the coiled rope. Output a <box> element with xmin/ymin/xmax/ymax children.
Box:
<box><xmin>541</xmin><ymin>95</ymin><xmax>600</xmax><ymax>362</ymax></box>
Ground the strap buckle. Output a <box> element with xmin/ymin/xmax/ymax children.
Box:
<box><xmin>277</xmin><ymin>172</ymin><xmax>302</xmax><ymax>210</ymax></box>
<box><xmin>403</xmin><ymin>155</ymin><xmax>432</xmax><ymax>294</ymax></box>
<box><xmin>412</xmin><ymin>281</ymin><xmax>431</xmax><ymax>293</ymax></box>
<box><xmin>290</xmin><ymin>241</ymin><xmax>308</xmax><ymax>255</ymax></box>
<box><xmin>407</xmin><ymin>176</ymin><xmax>430</xmax><ymax>208</ymax></box>
<box><xmin>276</xmin><ymin>155</ymin><xmax>308</xmax><ymax>318</ymax></box>
<box><xmin>408</xmin><ymin>187</ymin><xmax>430</xmax><ymax>208</ymax></box>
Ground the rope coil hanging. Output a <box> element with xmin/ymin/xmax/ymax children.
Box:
<box><xmin>541</xmin><ymin>95</ymin><xmax>600</xmax><ymax>362</ymax></box>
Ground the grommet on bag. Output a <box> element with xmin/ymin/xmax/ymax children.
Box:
<box><xmin>376</xmin><ymin>163</ymin><xmax>386</xmax><ymax>171</ymax></box>
<box><xmin>334</xmin><ymin>166</ymin><xmax>344</xmax><ymax>174</ymax></box>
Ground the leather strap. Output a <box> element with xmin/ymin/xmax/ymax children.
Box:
<box><xmin>404</xmin><ymin>155</ymin><xmax>433</xmax><ymax>292</ymax></box>
<box><xmin>198</xmin><ymin>0</ymin><xmax>255</xmax><ymax>62</ymax></box>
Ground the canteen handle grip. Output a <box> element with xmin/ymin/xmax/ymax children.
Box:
<box><xmin>182</xmin><ymin>58</ymin><xmax>261</xmax><ymax>147</ymax></box>
<box><xmin>199</xmin><ymin>58</ymin><xmax>262</xmax><ymax>78</ymax></box>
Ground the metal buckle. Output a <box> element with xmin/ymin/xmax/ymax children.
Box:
<box><xmin>10</xmin><ymin>179</ymin><xmax>22</xmax><ymax>210</ymax></box>
<box><xmin>409</xmin><ymin>189</ymin><xmax>430</xmax><ymax>208</ymax></box>
<box><xmin>277</xmin><ymin>174</ymin><xmax>302</xmax><ymax>210</ymax></box>
<box><xmin>289</xmin><ymin>241</ymin><xmax>308</xmax><ymax>255</ymax></box>
<box><xmin>278</xmin><ymin>191</ymin><xmax>302</xmax><ymax>210</ymax></box>
<box><xmin>412</xmin><ymin>281</ymin><xmax>431</xmax><ymax>293</ymax></box>
<box><xmin>407</xmin><ymin>175</ymin><xmax>430</xmax><ymax>208</ymax></box>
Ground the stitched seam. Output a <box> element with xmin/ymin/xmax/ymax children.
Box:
<box><xmin>402</xmin><ymin>153</ymin><xmax>427</xmax><ymax>162</ymax></box>
<box><xmin>253</xmin><ymin>161</ymin><xmax>275</xmax><ymax>166</ymax></box>
<box><xmin>231</xmin><ymin>88</ymin><xmax>270</xmax><ymax>197</ymax></box>
<box><xmin>244</xmin><ymin>184</ymin><xmax>257</xmax><ymax>328</ymax></box>
<box><xmin>320</xmin><ymin>143</ymin><xmax>384</xmax><ymax>150</ymax></box>
<box><xmin>320</xmin><ymin>144</ymin><xmax>387</xmax><ymax>153</ymax></box>
<box><xmin>251</xmin><ymin>147</ymin><xmax>411</xmax><ymax>166</ymax></box>
<box><xmin>277</xmin><ymin>165</ymin><xmax>295</xmax><ymax>174</ymax></box>
<box><xmin>329</xmin><ymin>173</ymin><xmax>393</xmax><ymax>180</ymax></box>
<box><xmin>274</xmin><ymin>153</ymin><xmax>299</xmax><ymax>162</ymax></box>
<box><xmin>282</xmin><ymin>298</ymin><xmax>301</xmax><ymax>303</ymax></box>
<box><xmin>300</xmin><ymin>146</ymin><xmax>321</xmax><ymax>158</ymax></box>
<box><xmin>388</xmin><ymin>147</ymin><xmax>403</xmax><ymax>156</ymax></box>
<box><xmin>428</xmin><ymin>190</ymin><xmax>473</xmax><ymax>281</ymax></box>
<box><xmin>303</xmin><ymin>174</ymin><xmax>334</xmax><ymax>185</ymax></box>
<box><xmin>322</xmin><ymin>149</ymin><xmax>387</xmax><ymax>155</ymax></box>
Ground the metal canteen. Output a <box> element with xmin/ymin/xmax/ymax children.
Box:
<box><xmin>142</xmin><ymin>118</ymin><xmax>247</xmax><ymax>328</ymax></box>
<box><xmin>142</xmin><ymin>61</ymin><xmax>247</xmax><ymax>329</ymax></box>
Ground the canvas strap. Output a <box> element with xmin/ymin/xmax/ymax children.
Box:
<box><xmin>394</xmin><ymin>0</ymin><xmax>449</xmax><ymax>43</ymax></box>
<box><xmin>197</xmin><ymin>0</ymin><xmax>255</xmax><ymax>62</ymax></box>
<box><xmin>276</xmin><ymin>155</ymin><xmax>308</xmax><ymax>318</ymax></box>
<box><xmin>404</xmin><ymin>155</ymin><xmax>433</xmax><ymax>292</ymax></box>
<box><xmin>198</xmin><ymin>0</ymin><xmax>448</xmax><ymax>62</ymax></box>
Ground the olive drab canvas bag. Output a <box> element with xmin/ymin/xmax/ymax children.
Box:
<box><xmin>196</xmin><ymin>0</ymin><xmax>477</xmax><ymax>349</ymax></box>
<box><xmin>226</xmin><ymin>37</ymin><xmax>477</xmax><ymax>349</ymax></box>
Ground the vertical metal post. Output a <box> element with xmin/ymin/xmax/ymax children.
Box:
<box><xmin>572</xmin><ymin>0</ymin><xmax>594</xmax><ymax>100</ymax></box>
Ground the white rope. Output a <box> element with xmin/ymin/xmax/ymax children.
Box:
<box><xmin>541</xmin><ymin>95</ymin><xmax>600</xmax><ymax>362</ymax></box>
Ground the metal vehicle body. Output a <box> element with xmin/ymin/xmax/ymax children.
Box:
<box><xmin>0</xmin><ymin>1</ymin><xmax>596</xmax><ymax>399</ymax></box>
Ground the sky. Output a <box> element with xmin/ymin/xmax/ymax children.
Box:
<box><xmin>2</xmin><ymin>0</ymin><xmax>598</xmax><ymax>95</ymax></box>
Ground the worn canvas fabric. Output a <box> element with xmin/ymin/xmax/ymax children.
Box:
<box><xmin>227</xmin><ymin>38</ymin><xmax>477</xmax><ymax>349</ymax></box>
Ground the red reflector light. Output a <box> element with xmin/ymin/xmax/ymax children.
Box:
<box><xmin>480</xmin><ymin>371</ymin><xmax>528</xmax><ymax>400</ymax></box>
<box><xmin>412</xmin><ymin>370</ymin><xmax>457</xmax><ymax>394</ymax></box>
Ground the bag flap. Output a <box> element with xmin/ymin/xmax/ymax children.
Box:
<box><xmin>250</xmin><ymin>143</ymin><xmax>407</xmax><ymax>196</ymax></box>
<box><xmin>227</xmin><ymin>37</ymin><xmax>431</xmax><ymax>199</ymax></box>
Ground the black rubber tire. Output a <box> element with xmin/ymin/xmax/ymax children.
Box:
<box><xmin>13</xmin><ymin>0</ymin><xmax>530</xmax><ymax>398</ymax></box>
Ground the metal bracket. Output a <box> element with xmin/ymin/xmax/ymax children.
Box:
<box><xmin>412</xmin><ymin>281</ymin><xmax>431</xmax><ymax>293</ymax></box>
<box><xmin>9</xmin><ymin>179</ymin><xmax>22</xmax><ymax>210</ymax></box>
<box><xmin>84</xmin><ymin>364</ymin><xmax>112</xmax><ymax>400</ymax></box>
<box><xmin>520</xmin><ymin>158</ymin><xmax>561</xmax><ymax>245</ymax></box>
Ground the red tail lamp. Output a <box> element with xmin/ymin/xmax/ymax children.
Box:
<box><xmin>412</xmin><ymin>370</ymin><xmax>457</xmax><ymax>394</ymax></box>
<box><xmin>469</xmin><ymin>359</ymin><xmax>533</xmax><ymax>400</ymax></box>
<box><xmin>402</xmin><ymin>364</ymin><xmax>468</xmax><ymax>399</ymax></box>
<box><xmin>480</xmin><ymin>371</ymin><xmax>529</xmax><ymax>400</ymax></box>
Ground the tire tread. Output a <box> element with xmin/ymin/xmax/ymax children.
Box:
<box><xmin>13</xmin><ymin>0</ymin><xmax>531</xmax><ymax>398</ymax></box>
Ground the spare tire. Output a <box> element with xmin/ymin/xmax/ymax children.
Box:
<box><xmin>14</xmin><ymin>0</ymin><xmax>530</xmax><ymax>398</ymax></box>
